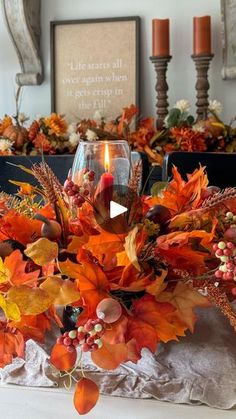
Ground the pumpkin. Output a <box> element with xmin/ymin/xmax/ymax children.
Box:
<box><xmin>195</xmin><ymin>116</ymin><xmax>224</xmax><ymax>138</ymax></box>
<box><xmin>3</xmin><ymin>124</ymin><xmax>28</xmax><ymax>150</ymax></box>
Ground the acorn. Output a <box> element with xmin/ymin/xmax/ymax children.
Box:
<box><xmin>0</xmin><ymin>239</ymin><xmax>25</xmax><ymax>259</ymax></box>
<box><xmin>145</xmin><ymin>204</ymin><xmax>171</xmax><ymax>225</ymax></box>
<box><xmin>96</xmin><ymin>298</ymin><xmax>122</xmax><ymax>324</ymax></box>
<box><xmin>224</xmin><ymin>226</ymin><xmax>236</xmax><ymax>243</ymax></box>
<box><xmin>35</xmin><ymin>214</ymin><xmax>62</xmax><ymax>240</ymax></box>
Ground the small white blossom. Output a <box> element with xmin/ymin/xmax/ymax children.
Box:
<box><xmin>69</xmin><ymin>132</ymin><xmax>80</xmax><ymax>147</ymax></box>
<box><xmin>67</xmin><ymin>122</ymin><xmax>77</xmax><ymax>135</ymax></box>
<box><xmin>192</xmin><ymin>124</ymin><xmax>205</xmax><ymax>133</ymax></box>
<box><xmin>174</xmin><ymin>99</ymin><xmax>191</xmax><ymax>113</ymax></box>
<box><xmin>86</xmin><ymin>129</ymin><xmax>98</xmax><ymax>141</ymax></box>
<box><xmin>0</xmin><ymin>138</ymin><xmax>13</xmax><ymax>152</ymax></box>
<box><xmin>18</xmin><ymin>113</ymin><xmax>29</xmax><ymax>123</ymax></box>
<box><xmin>208</xmin><ymin>100</ymin><xmax>223</xmax><ymax>115</ymax></box>
<box><xmin>93</xmin><ymin>110</ymin><xmax>104</xmax><ymax>122</ymax></box>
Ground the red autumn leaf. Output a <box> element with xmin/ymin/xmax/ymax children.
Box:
<box><xmin>4</xmin><ymin>250</ymin><xmax>40</xmax><ymax>286</ymax></box>
<box><xmin>74</xmin><ymin>378</ymin><xmax>99</xmax><ymax>415</ymax></box>
<box><xmin>50</xmin><ymin>343</ymin><xmax>77</xmax><ymax>371</ymax></box>
<box><xmin>0</xmin><ymin>329</ymin><xmax>25</xmax><ymax>368</ymax></box>
<box><xmin>91</xmin><ymin>341</ymin><xmax>128</xmax><ymax>370</ymax></box>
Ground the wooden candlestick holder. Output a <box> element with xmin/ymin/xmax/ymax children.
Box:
<box><xmin>191</xmin><ymin>54</ymin><xmax>214</xmax><ymax>121</ymax></box>
<box><xmin>150</xmin><ymin>55</ymin><xmax>172</xmax><ymax>129</ymax></box>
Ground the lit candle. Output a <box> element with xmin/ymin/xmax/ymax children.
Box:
<box><xmin>99</xmin><ymin>143</ymin><xmax>114</xmax><ymax>209</ymax></box>
<box><xmin>152</xmin><ymin>19</ymin><xmax>170</xmax><ymax>57</ymax></box>
<box><xmin>193</xmin><ymin>16</ymin><xmax>211</xmax><ymax>55</ymax></box>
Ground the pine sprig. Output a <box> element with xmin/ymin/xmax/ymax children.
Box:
<box><xmin>0</xmin><ymin>191</ymin><xmax>41</xmax><ymax>217</ymax></box>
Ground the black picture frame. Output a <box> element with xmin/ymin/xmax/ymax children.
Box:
<box><xmin>50</xmin><ymin>16</ymin><xmax>140</xmax><ymax>122</ymax></box>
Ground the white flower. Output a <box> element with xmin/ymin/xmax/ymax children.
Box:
<box><xmin>93</xmin><ymin>110</ymin><xmax>103</xmax><ymax>122</ymax></box>
<box><xmin>208</xmin><ymin>100</ymin><xmax>223</xmax><ymax>115</ymax></box>
<box><xmin>18</xmin><ymin>113</ymin><xmax>29</xmax><ymax>123</ymax></box>
<box><xmin>0</xmin><ymin>138</ymin><xmax>13</xmax><ymax>152</ymax></box>
<box><xmin>86</xmin><ymin>129</ymin><xmax>98</xmax><ymax>141</ymax></box>
<box><xmin>67</xmin><ymin>122</ymin><xmax>77</xmax><ymax>135</ymax></box>
<box><xmin>192</xmin><ymin>124</ymin><xmax>205</xmax><ymax>133</ymax></box>
<box><xmin>174</xmin><ymin>99</ymin><xmax>191</xmax><ymax>113</ymax></box>
<box><xmin>69</xmin><ymin>132</ymin><xmax>80</xmax><ymax>147</ymax></box>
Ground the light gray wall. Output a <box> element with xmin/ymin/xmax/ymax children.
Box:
<box><xmin>0</xmin><ymin>0</ymin><xmax>234</xmax><ymax>123</ymax></box>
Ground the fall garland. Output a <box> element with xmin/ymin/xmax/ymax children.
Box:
<box><xmin>0</xmin><ymin>161</ymin><xmax>235</xmax><ymax>415</ymax></box>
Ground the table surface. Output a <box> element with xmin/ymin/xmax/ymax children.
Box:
<box><xmin>0</xmin><ymin>384</ymin><xmax>235</xmax><ymax>419</ymax></box>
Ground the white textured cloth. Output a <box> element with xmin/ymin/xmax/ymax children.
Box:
<box><xmin>0</xmin><ymin>306</ymin><xmax>236</xmax><ymax>410</ymax></box>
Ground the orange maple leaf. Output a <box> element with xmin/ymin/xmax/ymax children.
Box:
<box><xmin>0</xmin><ymin>328</ymin><xmax>25</xmax><ymax>368</ymax></box>
<box><xmin>156</xmin><ymin>230</ymin><xmax>214</xmax><ymax>275</ymax></box>
<box><xmin>59</xmin><ymin>260</ymin><xmax>110</xmax><ymax>315</ymax></box>
<box><xmin>126</xmin><ymin>295</ymin><xmax>187</xmax><ymax>355</ymax></box>
<box><xmin>157</xmin><ymin>282</ymin><xmax>210</xmax><ymax>332</ymax></box>
<box><xmin>9</xmin><ymin>313</ymin><xmax>51</xmax><ymax>343</ymax></box>
<box><xmin>83</xmin><ymin>230</ymin><xmax>125</xmax><ymax>269</ymax></box>
<box><xmin>3</xmin><ymin>250</ymin><xmax>40</xmax><ymax>287</ymax></box>
<box><xmin>0</xmin><ymin>211</ymin><xmax>42</xmax><ymax>245</ymax></box>
<box><xmin>147</xmin><ymin>166</ymin><xmax>208</xmax><ymax>215</ymax></box>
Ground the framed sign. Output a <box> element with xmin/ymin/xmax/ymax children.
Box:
<box><xmin>51</xmin><ymin>17</ymin><xmax>140</xmax><ymax>121</ymax></box>
<box><xmin>221</xmin><ymin>0</ymin><xmax>236</xmax><ymax>79</ymax></box>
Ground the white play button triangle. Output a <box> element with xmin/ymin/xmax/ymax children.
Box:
<box><xmin>110</xmin><ymin>200</ymin><xmax>128</xmax><ymax>219</ymax></box>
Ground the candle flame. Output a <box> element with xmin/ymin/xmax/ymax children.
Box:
<box><xmin>104</xmin><ymin>143</ymin><xmax>110</xmax><ymax>172</ymax></box>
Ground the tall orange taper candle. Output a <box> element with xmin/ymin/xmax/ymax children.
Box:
<box><xmin>193</xmin><ymin>16</ymin><xmax>211</xmax><ymax>55</ymax></box>
<box><xmin>152</xmin><ymin>19</ymin><xmax>170</xmax><ymax>56</ymax></box>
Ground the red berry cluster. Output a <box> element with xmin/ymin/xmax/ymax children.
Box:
<box><xmin>57</xmin><ymin>318</ymin><xmax>105</xmax><ymax>353</ymax></box>
<box><xmin>213</xmin><ymin>241</ymin><xmax>236</xmax><ymax>283</ymax></box>
<box><xmin>63</xmin><ymin>171</ymin><xmax>94</xmax><ymax>208</ymax></box>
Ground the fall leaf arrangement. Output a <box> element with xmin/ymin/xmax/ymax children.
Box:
<box><xmin>1</xmin><ymin>96</ymin><xmax>235</xmax><ymax>163</ymax></box>
<box><xmin>75</xmin><ymin>99</ymin><xmax>236</xmax><ymax>165</ymax></box>
<box><xmin>0</xmin><ymin>158</ymin><xmax>236</xmax><ymax>415</ymax></box>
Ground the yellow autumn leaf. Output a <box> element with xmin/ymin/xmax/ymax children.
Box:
<box><xmin>40</xmin><ymin>276</ymin><xmax>80</xmax><ymax>305</ymax></box>
<box><xmin>124</xmin><ymin>226</ymin><xmax>141</xmax><ymax>271</ymax></box>
<box><xmin>8</xmin><ymin>286</ymin><xmax>53</xmax><ymax>315</ymax></box>
<box><xmin>0</xmin><ymin>257</ymin><xmax>10</xmax><ymax>283</ymax></box>
<box><xmin>24</xmin><ymin>238</ymin><xmax>59</xmax><ymax>266</ymax></box>
<box><xmin>0</xmin><ymin>294</ymin><xmax>21</xmax><ymax>321</ymax></box>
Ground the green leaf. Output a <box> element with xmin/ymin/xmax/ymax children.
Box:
<box><xmin>166</xmin><ymin>108</ymin><xmax>181</xmax><ymax>128</ymax></box>
<box><xmin>186</xmin><ymin>115</ymin><xmax>195</xmax><ymax>126</ymax></box>
<box><xmin>151</xmin><ymin>181</ymin><xmax>168</xmax><ymax>197</ymax></box>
